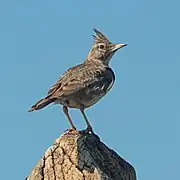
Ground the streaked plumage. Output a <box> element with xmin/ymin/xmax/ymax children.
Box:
<box><xmin>28</xmin><ymin>28</ymin><xmax>127</xmax><ymax>132</ymax></box>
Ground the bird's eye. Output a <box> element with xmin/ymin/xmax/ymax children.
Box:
<box><xmin>99</xmin><ymin>44</ymin><xmax>104</xmax><ymax>49</ymax></box>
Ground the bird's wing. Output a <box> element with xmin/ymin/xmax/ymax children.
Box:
<box><xmin>46</xmin><ymin>64</ymin><xmax>84</xmax><ymax>98</ymax></box>
<box><xmin>87</xmin><ymin>67</ymin><xmax>115</xmax><ymax>94</ymax></box>
<box><xmin>45</xmin><ymin>64</ymin><xmax>114</xmax><ymax>99</ymax></box>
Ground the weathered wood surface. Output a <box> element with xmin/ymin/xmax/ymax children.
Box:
<box><xmin>26</xmin><ymin>130</ymin><xmax>136</xmax><ymax>180</ymax></box>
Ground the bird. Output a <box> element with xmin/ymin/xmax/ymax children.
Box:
<box><xmin>28</xmin><ymin>28</ymin><xmax>127</xmax><ymax>133</ymax></box>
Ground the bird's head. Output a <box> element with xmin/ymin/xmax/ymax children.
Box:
<box><xmin>87</xmin><ymin>28</ymin><xmax>127</xmax><ymax>65</ymax></box>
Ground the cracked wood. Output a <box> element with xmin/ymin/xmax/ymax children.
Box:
<box><xmin>26</xmin><ymin>130</ymin><xmax>136</xmax><ymax>180</ymax></box>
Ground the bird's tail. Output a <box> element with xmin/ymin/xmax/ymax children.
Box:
<box><xmin>28</xmin><ymin>97</ymin><xmax>56</xmax><ymax>112</ymax></box>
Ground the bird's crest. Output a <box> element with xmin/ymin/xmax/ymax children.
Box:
<box><xmin>93</xmin><ymin>28</ymin><xmax>111</xmax><ymax>44</ymax></box>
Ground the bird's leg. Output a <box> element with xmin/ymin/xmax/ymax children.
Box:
<box><xmin>80</xmin><ymin>108</ymin><xmax>94</xmax><ymax>134</ymax></box>
<box><xmin>63</xmin><ymin>106</ymin><xmax>76</xmax><ymax>130</ymax></box>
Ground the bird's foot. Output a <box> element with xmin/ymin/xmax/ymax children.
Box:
<box><xmin>79</xmin><ymin>126</ymin><xmax>94</xmax><ymax>134</ymax></box>
<box><xmin>79</xmin><ymin>127</ymin><xmax>100</xmax><ymax>140</ymax></box>
<box><xmin>81</xmin><ymin>126</ymin><xmax>93</xmax><ymax>133</ymax></box>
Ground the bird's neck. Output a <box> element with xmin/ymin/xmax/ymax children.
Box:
<box><xmin>85</xmin><ymin>55</ymin><xmax>109</xmax><ymax>67</ymax></box>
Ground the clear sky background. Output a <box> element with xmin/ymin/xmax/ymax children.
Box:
<box><xmin>0</xmin><ymin>1</ymin><xmax>179</xmax><ymax>179</ymax></box>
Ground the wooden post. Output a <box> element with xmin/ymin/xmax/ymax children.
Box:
<box><xmin>26</xmin><ymin>130</ymin><xmax>136</xmax><ymax>180</ymax></box>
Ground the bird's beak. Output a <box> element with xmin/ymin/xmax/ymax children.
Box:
<box><xmin>111</xmin><ymin>43</ymin><xmax>127</xmax><ymax>52</ymax></box>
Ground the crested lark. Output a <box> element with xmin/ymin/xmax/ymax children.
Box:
<box><xmin>28</xmin><ymin>29</ymin><xmax>127</xmax><ymax>132</ymax></box>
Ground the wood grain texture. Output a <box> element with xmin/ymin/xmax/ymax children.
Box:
<box><xmin>26</xmin><ymin>130</ymin><xmax>136</xmax><ymax>180</ymax></box>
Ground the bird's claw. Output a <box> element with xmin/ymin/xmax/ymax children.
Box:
<box><xmin>79</xmin><ymin>126</ymin><xmax>94</xmax><ymax>134</ymax></box>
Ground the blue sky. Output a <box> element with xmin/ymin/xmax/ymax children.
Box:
<box><xmin>0</xmin><ymin>1</ymin><xmax>179</xmax><ymax>179</ymax></box>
